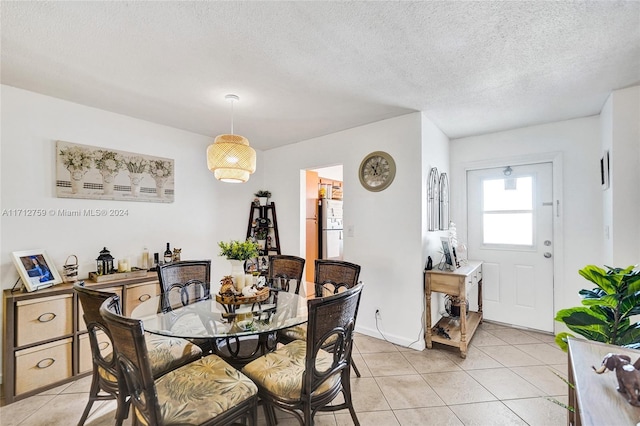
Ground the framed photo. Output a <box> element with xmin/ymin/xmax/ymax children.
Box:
<box><xmin>440</xmin><ymin>237</ymin><xmax>458</xmax><ymax>270</ymax></box>
<box><xmin>600</xmin><ymin>150</ymin><xmax>610</xmax><ymax>190</ymax></box>
<box><xmin>12</xmin><ymin>249</ymin><xmax>63</xmax><ymax>292</ymax></box>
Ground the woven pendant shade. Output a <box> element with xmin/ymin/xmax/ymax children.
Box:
<box><xmin>207</xmin><ymin>134</ymin><xmax>256</xmax><ymax>183</ymax></box>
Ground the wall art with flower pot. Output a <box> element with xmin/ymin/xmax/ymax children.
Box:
<box><xmin>55</xmin><ymin>140</ymin><xmax>174</xmax><ymax>203</ymax></box>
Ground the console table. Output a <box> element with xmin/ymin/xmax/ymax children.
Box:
<box><xmin>567</xmin><ymin>338</ymin><xmax>640</xmax><ymax>426</ymax></box>
<box><xmin>424</xmin><ymin>260</ymin><xmax>482</xmax><ymax>358</ymax></box>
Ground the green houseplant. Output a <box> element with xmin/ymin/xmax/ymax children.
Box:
<box><xmin>218</xmin><ymin>240</ymin><xmax>259</xmax><ymax>261</ymax></box>
<box><xmin>555</xmin><ymin>264</ymin><xmax>640</xmax><ymax>352</ymax></box>
<box><xmin>254</xmin><ymin>190</ymin><xmax>271</xmax><ymax>206</ymax></box>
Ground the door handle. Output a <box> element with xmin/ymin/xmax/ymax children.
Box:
<box><xmin>544</xmin><ymin>252</ymin><xmax>552</xmax><ymax>258</ymax></box>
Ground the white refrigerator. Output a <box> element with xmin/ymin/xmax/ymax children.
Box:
<box><xmin>320</xmin><ymin>199</ymin><xmax>343</xmax><ymax>260</ymax></box>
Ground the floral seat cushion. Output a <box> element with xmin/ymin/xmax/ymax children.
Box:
<box><xmin>279</xmin><ymin>324</ymin><xmax>338</xmax><ymax>346</ymax></box>
<box><xmin>96</xmin><ymin>333</ymin><xmax>202</xmax><ymax>384</ymax></box>
<box><xmin>241</xmin><ymin>340</ymin><xmax>340</xmax><ymax>401</ymax></box>
<box><xmin>135</xmin><ymin>355</ymin><xmax>257</xmax><ymax>426</ymax></box>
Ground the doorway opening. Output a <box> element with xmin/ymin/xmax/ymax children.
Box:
<box><xmin>303</xmin><ymin>165</ymin><xmax>343</xmax><ymax>282</ymax></box>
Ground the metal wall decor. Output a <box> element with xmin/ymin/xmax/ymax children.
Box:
<box><xmin>56</xmin><ymin>140</ymin><xmax>174</xmax><ymax>203</ymax></box>
<box><xmin>427</xmin><ymin>167</ymin><xmax>450</xmax><ymax>231</ymax></box>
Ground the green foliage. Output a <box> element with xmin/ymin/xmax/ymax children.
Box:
<box><xmin>218</xmin><ymin>240</ymin><xmax>259</xmax><ymax>260</ymax></box>
<box><xmin>254</xmin><ymin>190</ymin><xmax>271</xmax><ymax>198</ymax></box>
<box><xmin>555</xmin><ymin>265</ymin><xmax>640</xmax><ymax>351</ymax></box>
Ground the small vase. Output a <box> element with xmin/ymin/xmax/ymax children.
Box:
<box><xmin>129</xmin><ymin>172</ymin><xmax>144</xmax><ymax>197</ymax></box>
<box><xmin>70</xmin><ymin>170</ymin><xmax>86</xmax><ymax>194</ymax></box>
<box><xmin>154</xmin><ymin>176</ymin><xmax>168</xmax><ymax>198</ymax></box>
<box><xmin>229</xmin><ymin>259</ymin><xmax>245</xmax><ymax>292</ymax></box>
<box><xmin>101</xmin><ymin>170</ymin><xmax>117</xmax><ymax>195</ymax></box>
<box><xmin>258</xmin><ymin>197</ymin><xmax>268</xmax><ymax>206</ymax></box>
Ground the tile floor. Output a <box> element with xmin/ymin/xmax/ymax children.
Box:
<box><xmin>0</xmin><ymin>321</ymin><xmax>569</xmax><ymax>425</ymax></box>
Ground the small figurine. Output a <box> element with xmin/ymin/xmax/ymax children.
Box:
<box><xmin>172</xmin><ymin>248</ymin><xmax>182</xmax><ymax>262</ymax></box>
<box><xmin>219</xmin><ymin>275</ymin><xmax>236</xmax><ymax>296</ymax></box>
<box><xmin>593</xmin><ymin>353</ymin><xmax>640</xmax><ymax>406</ymax></box>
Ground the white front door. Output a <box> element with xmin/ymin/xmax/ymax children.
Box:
<box><xmin>467</xmin><ymin>162</ymin><xmax>554</xmax><ymax>332</ymax></box>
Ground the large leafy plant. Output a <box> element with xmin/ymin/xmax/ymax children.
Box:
<box><xmin>555</xmin><ymin>265</ymin><xmax>640</xmax><ymax>351</ymax></box>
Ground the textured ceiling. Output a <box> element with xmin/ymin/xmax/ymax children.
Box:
<box><xmin>2</xmin><ymin>1</ymin><xmax>639</xmax><ymax>150</ymax></box>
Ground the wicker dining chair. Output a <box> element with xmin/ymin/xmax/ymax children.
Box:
<box><xmin>242</xmin><ymin>283</ymin><xmax>363</xmax><ymax>426</ymax></box>
<box><xmin>157</xmin><ymin>260</ymin><xmax>211</xmax><ymax>308</ymax></box>
<box><xmin>100</xmin><ymin>296</ymin><xmax>258</xmax><ymax>426</ymax></box>
<box><xmin>268</xmin><ymin>255</ymin><xmax>305</xmax><ymax>294</ymax></box>
<box><xmin>74</xmin><ymin>284</ymin><xmax>202</xmax><ymax>426</ymax></box>
<box><xmin>278</xmin><ymin>259</ymin><xmax>363</xmax><ymax>377</ymax></box>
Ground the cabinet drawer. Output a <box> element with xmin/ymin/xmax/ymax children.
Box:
<box><xmin>15</xmin><ymin>338</ymin><xmax>72</xmax><ymax>395</ymax></box>
<box><xmin>125</xmin><ymin>281</ymin><xmax>159</xmax><ymax>316</ymax></box>
<box><xmin>77</xmin><ymin>286</ymin><xmax>122</xmax><ymax>331</ymax></box>
<box><xmin>429</xmin><ymin>275</ymin><xmax>461</xmax><ymax>295</ymax></box>
<box><xmin>16</xmin><ymin>295</ymin><xmax>73</xmax><ymax>347</ymax></box>
<box><xmin>79</xmin><ymin>330</ymin><xmax>113</xmax><ymax>374</ymax></box>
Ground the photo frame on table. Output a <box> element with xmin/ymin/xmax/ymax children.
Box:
<box><xmin>600</xmin><ymin>150</ymin><xmax>610</xmax><ymax>190</ymax></box>
<box><xmin>440</xmin><ymin>237</ymin><xmax>458</xmax><ymax>271</ymax></box>
<box><xmin>11</xmin><ymin>249</ymin><xmax>63</xmax><ymax>292</ymax></box>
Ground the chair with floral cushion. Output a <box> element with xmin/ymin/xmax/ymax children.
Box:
<box><xmin>74</xmin><ymin>284</ymin><xmax>203</xmax><ymax>426</ymax></box>
<box><xmin>241</xmin><ymin>283</ymin><xmax>363</xmax><ymax>426</ymax></box>
<box><xmin>278</xmin><ymin>259</ymin><xmax>363</xmax><ymax>377</ymax></box>
<box><xmin>100</xmin><ymin>295</ymin><xmax>258</xmax><ymax>426</ymax></box>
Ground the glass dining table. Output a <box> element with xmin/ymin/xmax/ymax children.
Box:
<box><xmin>130</xmin><ymin>283</ymin><xmax>308</xmax><ymax>369</ymax></box>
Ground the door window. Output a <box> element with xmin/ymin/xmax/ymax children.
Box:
<box><xmin>482</xmin><ymin>176</ymin><xmax>533</xmax><ymax>246</ymax></box>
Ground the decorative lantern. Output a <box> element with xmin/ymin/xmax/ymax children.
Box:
<box><xmin>96</xmin><ymin>247</ymin><xmax>114</xmax><ymax>275</ymax></box>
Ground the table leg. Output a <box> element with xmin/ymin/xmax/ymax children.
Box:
<box><xmin>459</xmin><ymin>296</ymin><xmax>467</xmax><ymax>358</ymax></box>
<box><xmin>426</xmin><ymin>287</ymin><xmax>433</xmax><ymax>349</ymax></box>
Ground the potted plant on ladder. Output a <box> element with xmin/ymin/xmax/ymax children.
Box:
<box><xmin>254</xmin><ymin>190</ymin><xmax>271</xmax><ymax>206</ymax></box>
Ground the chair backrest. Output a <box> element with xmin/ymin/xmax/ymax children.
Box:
<box><xmin>314</xmin><ymin>259</ymin><xmax>361</xmax><ymax>296</ymax></box>
<box><xmin>303</xmin><ymin>283</ymin><xmax>363</xmax><ymax>396</ymax></box>
<box><xmin>157</xmin><ymin>260</ymin><xmax>211</xmax><ymax>310</ymax></box>
<box><xmin>268</xmin><ymin>255</ymin><xmax>305</xmax><ymax>294</ymax></box>
<box><xmin>74</xmin><ymin>283</ymin><xmax>121</xmax><ymax>377</ymax></box>
<box><xmin>100</xmin><ymin>296</ymin><xmax>162</xmax><ymax>426</ymax></box>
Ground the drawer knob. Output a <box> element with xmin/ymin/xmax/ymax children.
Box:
<box><xmin>36</xmin><ymin>358</ymin><xmax>55</xmax><ymax>369</ymax></box>
<box><xmin>98</xmin><ymin>341</ymin><xmax>110</xmax><ymax>351</ymax></box>
<box><xmin>37</xmin><ymin>312</ymin><xmax>57</xmax><ymax>322</ymax></box>
<box><xmin>139</xmin><ymin>294</ymin><xmax>151</xmax><ymax>302</ymax></box>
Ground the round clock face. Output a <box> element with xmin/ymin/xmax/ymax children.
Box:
<box><xmin>359</xmin><ymin>151</ymin><xmax>396</xmax><ymax>192</ymax></box>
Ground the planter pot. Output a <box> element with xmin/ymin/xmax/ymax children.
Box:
<box><xmin>101</xmin><ymin>170</ymin><xmax>117</xmax><ymax>195</ymax></box>
<box><xmin>129</xmin><ymin>172</ymin><xmax>144</xmax><ymax>197</ymax></box>
<box><xmin>70</xmin><ymin>170</ymin><xmax>86</xmax><ymax>194</ymax></box>
<box><xmin>258</xmin><ymin>197</ymin><xmax>268</xmax><ymax>206</ymax></box>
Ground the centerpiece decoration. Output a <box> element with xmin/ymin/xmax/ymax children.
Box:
<box><xmin>59</xmin><ymin>144</ymin><xmax>93</xmax><ymax>194</ymax></box>
<box><xmin>218</xmin><ymin>239</ymin><xmax>259</xmax><ymax>291</ymax></box>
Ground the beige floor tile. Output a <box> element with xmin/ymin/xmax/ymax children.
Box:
<box><xmin>336</xmin><ymin>410</ymin><xmax>399</xmax><ymax>425</ymax></box>
<box><xmin>449</xmin><ymin>401</ymin><xmax>528</xmax><ymax>425</ymax></box>
<box><xmin>510</xmin><ymin>365</ymin><xmax>569</xmax><ymax>396</ymax></box>
<box><xmin>503</xmin><ymin>396</ymin><xmax>568</xmax><ymax>426</ymax></box>
<box><xmin>0</xmin><ymin>395</ymin><xmax>54</xmax><ymax>426</ymax></box>
<box><xmin>469</xmin><ymin>329</ymin><xmax>508</xmax><ymax>346</ymax></box>
<box><xmin>487</xmin><ymin>327</ymin><xmax>545</xmax><ymax>344</ymax></box>
<box><xmin>361</xmin><ymin>352</ymin><xmax>417</xmax><ymax>376</ymax></box>
<box><xmin>402</xmin><ymin>348</ymin><xmax>462</xmax><ymax>374</ymax></box>
<box><xmin>350</xmin><ymin>353</ymin><xmax>372</xmax><ymax>377</ymax></box>
<box><xmin>392</xmin><ymin>407</ymin><xmax>464</xmax><ymax>426</ymax></box>
<box><xmin>478</xmin><ymin>345</ymin><xmax>544</xmax><ymax>367</ymax></box>
<box><xmin>349</xmin><ymin>377</ymin><xmax>392</xmax><ymax>412</ymax></box>
<box><xmin>468</xmin><ymin>368</ymin><xmax>546</xmax><ymax>400</ymax></box>
<box><xmin>422</xmin><ymin>371</ymin><xmax>496</xmax><ymax>405</ymax></box>
<box><xmin>60</xmin><ymin>374</ymin><xmax>92</xmax><ymax>394</ymax></box>
<box><xmin>521</xmin><ymin>329</ymin><xmax>557</xmax><ymax>343</ymax></box>
<box><xmin>477</xmin><ymin>321</ymin><xmax>511</xmax><ymax>331</ymax></box>
<box><xmin>376</xmin><ymin>375</ymin><xmax>445</xmax><ymax>409</ymax></box>
<box><xmin>514</xmin><ymin>342</ymin><xmax>567</xmax><ymax>364</ymax></box>
<box><xmin>355</xmin><ymin>334</ymin><xmax>399</xmax><ymax>353</ymax></box>
<box><xmin>444</xmin><ymin>345</ymin><xmax>504</xmax><ymax>370</ymax></box>
<box><xmin>16</xmin><ymin>393</ymin><xmax>96</xmax><ymax>426</ymax></box>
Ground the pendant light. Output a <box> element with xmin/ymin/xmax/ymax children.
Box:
<box><xmin>207</xmin><ymin>94</ymin><xmax>256</xmax><ymax>183</ymax></box>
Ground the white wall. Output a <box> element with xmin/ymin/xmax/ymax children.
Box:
<box><xmin>450</xmin><ymin>116</ymin><xmax>603</xmax><ymax>318</ymax></box>
<box><xmin>0</xmin><ymin>86</ymin><xmax>264</xmax><ymax>377</ymax></box>
<box><xmin>263</xmin><ymin>113</ymin><xmax>428</xmax><ymax>349</ymax></box>
<box><xmin>601</xmin><ymin>85</ymin><xmax>640</xmax><ymax>265</ymax></box>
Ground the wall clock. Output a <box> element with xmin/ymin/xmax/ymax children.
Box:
<box><xmin>358</xmin><ymin>151</ymin><xmax>396</xmax><ymax>192</ymax></box>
